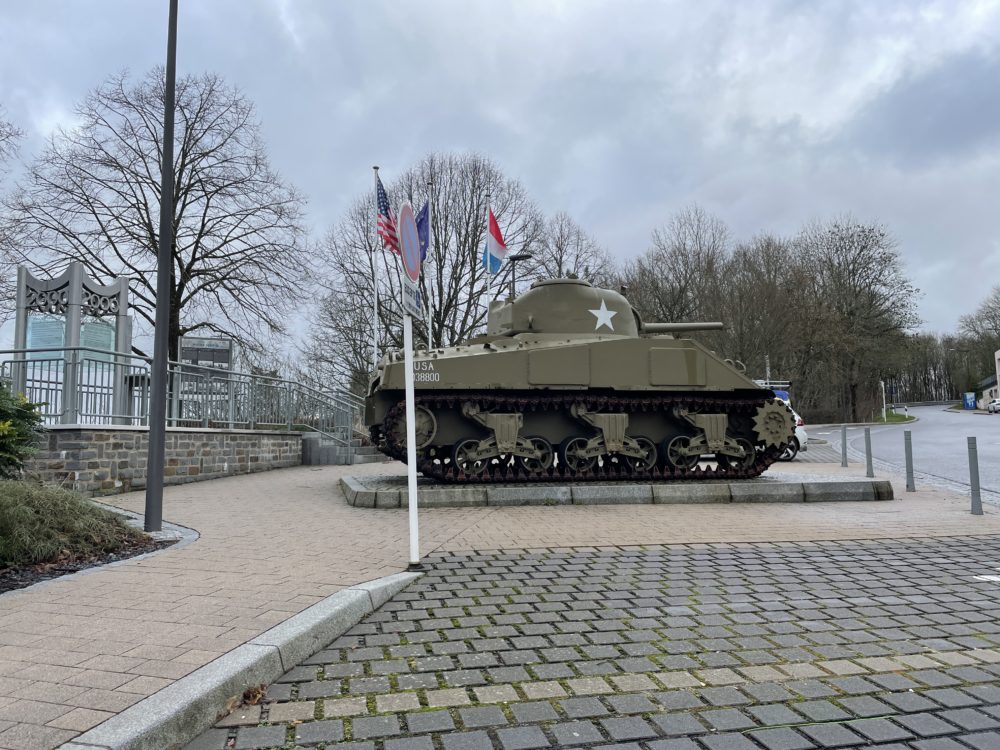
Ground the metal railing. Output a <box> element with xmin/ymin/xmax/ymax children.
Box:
<box><xmin>1</xmin><ymin>346</ymin><xmax>365</xmax><ymax>451</ymax></box>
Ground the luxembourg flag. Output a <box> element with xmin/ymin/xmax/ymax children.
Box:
<box><xmin>481</xmin><ymin>208</ymin><xmax>507</xmax><ymax>274</ymax></box>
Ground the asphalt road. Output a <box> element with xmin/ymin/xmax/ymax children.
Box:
<box><xmin>812</xmin><ymin>405</ymin><xmax>1000</xmax><ymax>501</ymax></box>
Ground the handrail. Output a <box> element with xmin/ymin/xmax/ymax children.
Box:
<box><xmin>1</xmin><ymin>345</ymin><xmax>364</xmax><ymax>450</ymax></box>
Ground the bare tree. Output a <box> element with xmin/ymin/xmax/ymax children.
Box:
<box><xmin>303</xmin><ymin>152</ymin><xmax>544</xmax><ymax>392</ymax></box>
<box><xmin>0</xmin><ymin>111</ymin><xmax>20</xmax><ymax>174</ymax></box>
<box><xmin>621</xmin><ymin>204</ymin><xmax>729</xmax><ymax>324</ymax></box>
<box><xmin>0</xmin><ymin>109</ymin><xmax>23</xmax><ymax>323</ymax></box>
<box><xmin>797</xmin><ymin>217</ymin><xmax>920</xmax><ymax>421</ymax></box>
<box><xmin>2</xmin><ymin>69</ymin><xmax>307</xmax><ymax>358</ymax></box>
<box><xmin>530</xmin><ymin>211</ymin><xmax>613</xmax><ymax>284</ymax></box>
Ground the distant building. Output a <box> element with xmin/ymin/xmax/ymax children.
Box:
<box><xmin>978</xmin><ymin>349</ymin><xmax>1000</xmax><ymax>408</ymax></box>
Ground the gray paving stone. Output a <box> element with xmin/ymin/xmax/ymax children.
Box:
<box><xmin>405</xmin><ymin>710</ymin><xmax>455</xmax><ymax>733</ymax></box>
<box><xmin>496</xmin><ymin>725</ymin><xmax>551</xmax><ymax>750</ymax></box>
<box><xmin>551</xmin><ymin>720</ymin><xmax>605</xmax><ymax>745</ymax></box>
<box><xmin>351</xmin><ymin>715</ymin><xmax>401</xmax><ymax>740</ymax></box>
<box><xmin>599</xmin><ymin>717</ymin><xmax>657</xmax><ymax>741</ymax></box>
<box><xmin>747</xmin><ymin>703</ymin><xmax>806</xmax><ymax>726</ymax></box>
<box><xmin>234</xmin><ymin>725</ymin><xmax>286</xmax><ymax>749</ymax></box>
<box><xmin>700</xmin><ymin>708</ymin><xmax>756</xmax><ymax>731</ymax></box>
<box><xmin>699</xmin><ymin>733</ymin><xmax>763</xmax><ymax>750</ymax></box>
<box><xmin>459</xmin><ymin>706</ymin><xmax>509</xmax><ymax>728</ymax></box>
<box><xmin>646</xmin><ymin>740</ymin><xmax>700</xmax><ymax>750</ymax></box>
<box><xmin>892</xmin><ymin>712</ymin><xmax>961</xmax><ymax>737</ymax></box>
<box><xmin>838</xmin><ymin>695</ymin><xmax>894</xmax><ymax>718</ymax></box>
<box><xmin>511</xmin><ymin>701</ymin><xmax>560</xmax><ymax>723</ymax></box>
<box><xmin>849</xmin><ymin>718</ymin><xmax>913</xmax><ymax>743</ymax></box>
<box><xmin>748</xmin><ymin>727</ymin><xmax>815</xmax><ymax>750</ymax></box>
<box><xmin>649</xmin><ymin>713</ymin><xmax>706</xmax><ymax>736</ymax></box>
<box><xmin>924</xmin><ymin>687</ymin><xmax>979</xmax><ymax>708</ymax></box>
<box><xmin>798</xmin><ymin>723</ymin><xmax>867</xmax><ymax>748</ymax></box>
<box><xmin>385</xmin><ymin>738</ymin><xmax>435</xmax><ymax>750</ymax></box>
<box><xmin>561</xmin><ymin>697</ymin><xmax>610</xmax><ymax>718</ymax></box>
<box><xmin>961</xmin><ymin>732</ymin><xmax>1000</xmax><ymax>750</ymax></box>
<box><xmin>182</xmin><ymin>729</ymin><xmax>228</xmax><ymax>750</ymax></box>
<box><xmin>292</xmin><ymin>719</ymin><xmax>344</xmax><ymax>744</ymax></box>
<box><xmin>442</xmin><ymin>731</ymin><xmax>494</xmax><ymax>750</ymax></box>
<box><xmin>938</xmin><ymin>708</ymin><xmax>1000</xmax><ymax>731</ymax></box>
<box><xmin>881</xmin><ymin>691</ymin><xmax>940</xmax><ymax>713</ymax></box>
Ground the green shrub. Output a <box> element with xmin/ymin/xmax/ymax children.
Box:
<box><xmin>0</xmin><ymin>481</ymin><xmax>147</xmax><ymax>568</ymax></box>
<box><xmin>0</xmin><ymin>384</ymin><xmax>43</xmax><ymax>479</ymax></box>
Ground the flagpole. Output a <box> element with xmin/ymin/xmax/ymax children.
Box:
<box><xmin>425</xmin><ymin>179</ymin><xmax>434</xmax><ymax>348</ymax></box>
<box><xmin>371</xmin><ymin>166</ymin><xmax>381</xmax><ymax>372</ymax></box>
<box><xmin>483</xmin><ymin>191</ymin><xmax>491</xmax><ymax>325</ymax></box>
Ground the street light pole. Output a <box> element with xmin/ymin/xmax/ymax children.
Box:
<box><xmin>507</xmin><ymin>251</ymin><xmax>533</xmax><ymax>300</ymax></box>
<box><xmin>144</xmin><ymin>0</ymin><xmax>179</xmax><ymax>532</ymax></box>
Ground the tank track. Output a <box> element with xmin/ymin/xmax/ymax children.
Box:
<box><xmin>379</xmin><ymin>391</ymin><xmax>781</xmax><ymax>483</ymax></box>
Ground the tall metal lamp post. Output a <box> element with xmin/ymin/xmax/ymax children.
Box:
<box><xmin>144</xmin><ymin>0</ymin><xmax>179</xmax><ymax>532</ymax></box>
<box><xmin>507</xmin><ymin>252</ymin><xmax>533</xmax><ymax>300</ymax></box>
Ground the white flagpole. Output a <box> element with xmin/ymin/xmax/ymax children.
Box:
<box><xmin>372</xmin><ymin>166</ymin><xmax>381</xmax><ymax>372</ymax></box>
<box><xmin>425</xmin><ymin>179</ymin><xmax>434</xmax><ymax>348</ymax></box>
<box><xmin>483</xmin><ymin>193</ymin><xmax>491</xmax><ymax>325</ymax></box>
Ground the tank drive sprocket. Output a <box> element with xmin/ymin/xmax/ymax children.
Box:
<box><xmin>752</xmin><ymin>399</ymin><xmax>796</xmax><ymax>448</ymax></box>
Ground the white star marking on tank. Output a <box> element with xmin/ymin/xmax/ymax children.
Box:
<box><xmin>589</xmin><ymin>299</ymin><xmax>617</xmax><ymax>331</ymax></box>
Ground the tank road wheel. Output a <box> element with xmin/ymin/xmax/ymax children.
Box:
<box><xmin>626</xmin><ymin>436</ymin><xmax>658</xmax><ymax>471</ymax></box>
<box><xmin>389</xmin><ymin>405</ymin><xmax>437</xmax><ymax>450</ymax></box>
<box><xmin>516</xmin><ymin>436</ymin><xmax>554</xmax><ymax>475</ymax></box>
<box><xmin>452</xmin><ymin>439</ymin><xmax>487</xmax><ymax>476</ymax></box>
<box><xmin>558</xmin><ymin>436</ymin><xmax>596</xmax><ymax>473</ymax></box>
<box><xmin>664</xmin><ymin>435</ymin><xmax>699</xmax><ymax>470</ymax></box>
<box><xmin>719</xmin><ymin>437</ymin><xmax>757</xmax><ymax>471</ymax></box>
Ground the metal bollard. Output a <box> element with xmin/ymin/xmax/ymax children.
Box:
<box><xmin>969</xmin><ymin>437</ymin><xmax>983</xmax><ymax>516</ymax></box>
<box><xmin>904</xmin><ymin>430</ymin><xmax>915</xmax><ymax>492</ymax></box>
<box><xmin>864</xmin><ymin>428</ymin><xmax>874</xmax><ymax>478</ymax></box>
<box><xmin>841</xmin><ymin>425</ymin><xmax>848</xmax><ymax>467</ymax></box>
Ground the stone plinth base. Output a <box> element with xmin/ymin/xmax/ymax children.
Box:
<box><xmin>340</xmin><ymin>472</ymin><xmax>894</xmax><ymax>508</ymax></box>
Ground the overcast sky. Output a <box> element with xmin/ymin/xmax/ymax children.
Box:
<box><xmin>2</xmin><ymin>0</ymin><xmax>999</xmax><ymax>335</ymax></box>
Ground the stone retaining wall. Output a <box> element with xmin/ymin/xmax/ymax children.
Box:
<box><xmin>27</xmin><ymin>426</ymin><xmax>302</xmax><ymax>496</ymax></box>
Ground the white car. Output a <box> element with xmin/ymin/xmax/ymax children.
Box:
<box><xmin>988</xmin><ymin>398</ymin><xmax>1000</xmax><ymax>414</ymax></box>
<box><xmin>779</xmin><ymin>409</ymin><xmax>809</xmax><ymax>461</ymax></box>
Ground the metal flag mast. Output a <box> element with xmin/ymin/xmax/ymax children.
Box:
<box><xmin>371</xmin><ymin>166</ymin><xmax>381</xmax><ymax>372</ymax></box>
<box><xmin>425</xmin><ymin>178</ymin><xmax>434</xmax><ymax>349</ymax></box>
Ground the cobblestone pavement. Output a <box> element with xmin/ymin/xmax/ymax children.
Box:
<box><xmin>190</xmin><ymin>536</ymin><xmax>1000</xmax><ymax>750</ymax></box>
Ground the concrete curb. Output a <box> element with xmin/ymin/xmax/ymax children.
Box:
<box><xmin>340</xmin><ymin>476</ymin><xmax>894</xmax><ymax>507</ymax></box>
<box><xmin>61</xmin><ymin>571</ymin><xmax>421</xmax><ymax>750</ymax></box>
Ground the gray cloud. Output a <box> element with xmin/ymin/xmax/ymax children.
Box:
<box><xmin>1</xmin><ymin>0</ymin><xmax>999</xmax><ymax>338</ymax></box>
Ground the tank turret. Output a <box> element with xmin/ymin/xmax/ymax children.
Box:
<box><xmin>364</xmin><ymin>277</ymin><xmax>794</xmax><ymax>483</ymax></box>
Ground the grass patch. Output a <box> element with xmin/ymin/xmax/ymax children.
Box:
<box><xmin>0</xmin><ymin>480</ymin><xmax>149</xmax><ymax>569</ymax></box>
<box><xmin>875</xmin><ymin>412</ymin><xmax>915</xmax><ymax>423</ymax></box>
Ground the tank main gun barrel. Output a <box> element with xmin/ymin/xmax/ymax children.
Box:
<box><xmin>642</xmin><ymin>322</ymin><xmax>726</xmax><ymax>334</ymax></box>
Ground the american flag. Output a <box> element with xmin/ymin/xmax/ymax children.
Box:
<box><xmin>376</xmin><ymin>176</ymin><xmax>400</xmax><ymax>255</ymax></box>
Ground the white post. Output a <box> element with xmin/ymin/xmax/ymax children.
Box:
<box><xmin>403</xmin><ymin>313</ymin><xmax>420</xmax><ymax>566</ymax></box>
<box><xmin>372</xmin><ymin>166</ymin><xmax>381</xmax><ymax>372</ymax></box>
<box><xmin>880</xmin><ymin>379</ymin><xmax>887</xmax><ymax>422</ymax></box>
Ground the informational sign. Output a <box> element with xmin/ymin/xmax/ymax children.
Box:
<box><xmin>964</xmin><ymin>392</ymin><xmax>976</xmax><ymax>410</ymax></box>
<box><xmin>179</xmin><ymin>336</ymin><xmax>234</xmax><ymax>370</ymax></box>
<box><xmin>397</xmin><ymin>202</ymin><xmax>423</xmax><ymax>318</ymax></box>
<box><xmin>27</xmin><ymin>315</ymin><xmax>115</xmax><ymax>363</ymax></box>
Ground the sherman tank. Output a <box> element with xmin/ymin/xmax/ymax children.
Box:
<box><xmin>364</xmin><ymin>277</ymin><xmax>794</xmax><ymax>482</ymax></box>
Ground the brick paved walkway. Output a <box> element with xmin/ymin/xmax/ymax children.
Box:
<box><xmin>190</xmin><ymin>538</ymin><xmax>1000</xmax><ymax>750</ymax></box>
<box><xmin>0</xmin><ymin>460</ymin><xmax>997</xmax><ymax>748</ymax></box>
